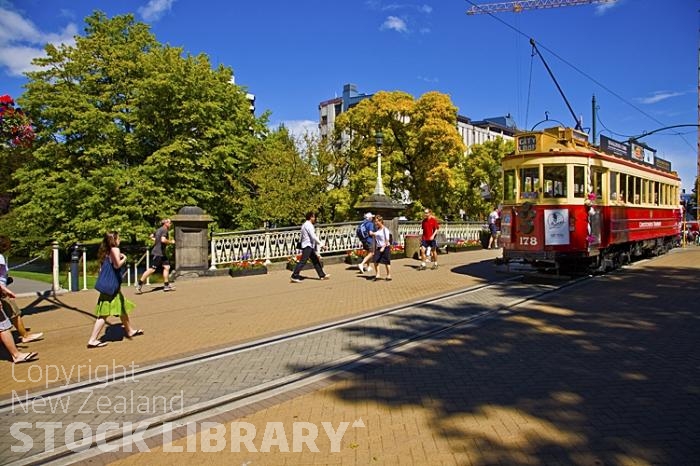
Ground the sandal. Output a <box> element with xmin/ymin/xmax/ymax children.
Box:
<box><xmin>21</xmin><ymin>333</ymin><xmax>44</xmax><ymax>343</ymax></box>
<box><xmin>13</xmin><ymin>352</ymin><xmax>38</xmax><ymax>364</ymax></box>
<box><xmin>87</xmin><ymin>341</ymin><xmax>108</xmax><ymax>349</ymax></box>
<box><xmin>127</xmin><ymin>329</ymin><xmax>144</xmax><ymax>338</ymax></box>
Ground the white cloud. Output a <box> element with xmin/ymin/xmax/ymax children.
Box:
<box><xmin>273</xmin><ymin>120</ymin><xmax>319</xmax><ymax>139</ymax></box>
<box><xmin>380</xmin><ymin>16</ymin><xmax>408</xmax><ymax>33</ymax></box>
<box><xmin>636</xmin><ymin>91</ymin><xmax>684</xmax><ymax>105</ymax></box>
<box><xmin>0</xmin><ymin>7</ymin><xmax>76</xmax><ymax>76</ymax></box>
<box><xmin>381</xmin><ymin>3</ymin><xmax>432</xmax><ymax>14</ymax></box>
<box><xmin>595</xmin><ymin>0</ymin><xmax>620</xmax><ymax>15</ymax></box>
<box><xmin>417</xmin><ymin>75</ymin><xmax>438</xmax><ymax>83</ymax></box>
<box><xmin>138</xmin><ymin>0</ymin><xmax>176</xmax><ymax>22</ymax></box>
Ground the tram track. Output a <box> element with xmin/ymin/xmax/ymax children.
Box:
<box><xmin>2</xmin><ymin>275</ymin><xmax>589</xmax><ymax>466</ymax></box>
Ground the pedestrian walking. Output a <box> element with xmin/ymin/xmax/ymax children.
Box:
<box><xmin>87</xmin><ymin>231</ymin><xmax>143</xmax><ymax>348</ymax></box>
<box><xmin>419</xmin><ymin>208</ymin><xmax>440</xmax><ymax>270</ymax></box>
<box><xmin>0</xmin><ymin>236</ymin><xmax>43</xmax><ymax>343</ymax></box>
<box><xmin>369</xmin><ymin>215</ymin><xmax>392</xmax><ymax>281</ymax></box>
<box><xmin>488</xmin><ymin>206</ymin><xmax>501</xmax><ymax>249</ymax></box>
<box><xmin>290</xmin><ymin>212</ymin><xmax>330</xmax><ymax>283</ymax></box>
<box><xmin>0</xmin><ymin>305</ymin><xmax>37</xmax><ymax>364</ymax></box>
<box><xmin>356</xmin><ymin>212</ymin><xmax>376</xmax><ymax>273</ymax></box>
<box><xmin>136</xmin><ymin>218</ymin><xmax>176</xmax><ymax>293</ymax></box>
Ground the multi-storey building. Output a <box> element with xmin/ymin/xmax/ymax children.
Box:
<box><xmin>457</xmin><ymin>114</ymin><xmax>517</xmax><ymax>152</ymax></box>
<box><xmin>318</xmin><ymin>83</ymin><xmax>373</xmax><ymax>138</ymax></box>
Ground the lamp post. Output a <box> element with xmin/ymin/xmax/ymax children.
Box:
<box><xmin>373</xmin><ymin>131</ymin><xmax>385</xmax><ymax>196</ymax></box>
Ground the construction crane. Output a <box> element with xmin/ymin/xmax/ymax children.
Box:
<box><xmin>466</xmin><ymin>0</ymin><xmax>616</xmax><ymax>15</ymax></box>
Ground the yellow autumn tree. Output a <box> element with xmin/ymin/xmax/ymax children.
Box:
<box><xmin>334</xmin><ymin>90</ymin><xmax>466</xmax><ymax>219</ymax></box>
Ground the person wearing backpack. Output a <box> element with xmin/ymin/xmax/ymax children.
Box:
<box><xmin>356</xmin><ymin>212</ymin><xmax>376</xmax><ymax>273</ymax></box>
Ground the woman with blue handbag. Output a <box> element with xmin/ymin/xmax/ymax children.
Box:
<box><xmin>87</xmin><ymin>231</ymin><xmax>143</xmax><ymax>348</ymax></box>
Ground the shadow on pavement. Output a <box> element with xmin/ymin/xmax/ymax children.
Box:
<box><xmin>288</xmin><ymin>263</ymin><xmax>700</xmax><ymax>465</ymax></box>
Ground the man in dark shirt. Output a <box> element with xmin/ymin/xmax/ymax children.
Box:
<box><xmin>136</xmin><ymin>218</ymin><xmax>176</xmax><ymax>293</ymax></box>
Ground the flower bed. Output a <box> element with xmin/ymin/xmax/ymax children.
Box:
<box><xmin>286</xmin><ymin>254</ymin><xmax>316</xmax><ymax>271</ymax></box>
<box><xmin>446</xmin><ymin>239</ymin><xmax>483</xmax><ymax>253</ymax></box>
<box><xmin>229</xmin><ymin>259</ymin><xmax>267</xmax><ymax>277</ymax></box>
<box><xmin>344</xmin><ymin>249</ymin><xmax>368</xmax><ymax>264</ymax></box>
<box><xmin>345</xmin><ymin>245</ymin><xmax>405</xmax><ymax>263</ymax></box>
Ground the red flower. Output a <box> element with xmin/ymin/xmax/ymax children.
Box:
<box><xmin>0</xmin><ymin>95</ymin><xmax>34</xmax><ymax>147</ymax></box>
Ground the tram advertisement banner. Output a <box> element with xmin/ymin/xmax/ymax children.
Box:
<box><xmin>600</xmin><ymin>135</ymin><xmax>628</xmax><ymax>158</ymax></box>
<box><xmin>544</xmin><ymin>209</ymin><xmax>570</xmax><ymax>246</ymax></box>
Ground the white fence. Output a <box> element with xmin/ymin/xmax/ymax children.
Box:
<box><xmin>210</xmin><ymin>220</ymin><xmax>487</xmax><ymax>268</ymax></box>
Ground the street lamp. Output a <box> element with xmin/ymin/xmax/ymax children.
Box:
<box><xmin>373</xmin><ymin>131</ymin><xmax>385</xmax><ymax>196</ymax></box>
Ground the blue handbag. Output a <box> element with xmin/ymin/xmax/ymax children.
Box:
<box><xmin>94</xmin><ymin>257</ymin><xmax>121</xmax><ymax>296</ymax></box>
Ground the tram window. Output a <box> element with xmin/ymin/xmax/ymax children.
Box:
<box><xmin>633</xmin><ymin>177</ymin><xmax>641</xmax><ymax>204</ymax></box>
<box><xmin>592</xmin><ymin>170</ymin><xmax>603</xmax><ymax>199</ymax></box>
<box><xmin>573</xmin><ymin>166</ymin><xmax>585</xmax><ymax>198</ymax></box>
<box><xmin>504</xmin><ymin>170</ymin><xmax>516</xmax><ymax>201</ymax></box>
<box><xmin>519</xmin><ymin>167</ymin><xmax>540</xmax><ymax>199</ymax></box>
<box><xmin>653</xmin><ymin>182</ymin><xmax>659</xmax><ymax>205</ymax></box>
<box><xmin>619</xmin><ymin>174</ymin><xmax>628</xmax><ymax>203</ymax></box>
<box><xmin>610</xmin><ymin>172</ymin><xmax>618</xmax><ymax>201</ymax></box>
<box><xmin>543</xmin><ymin>166</ymin><xmax>566</xmax><ymax>198</ymax></box>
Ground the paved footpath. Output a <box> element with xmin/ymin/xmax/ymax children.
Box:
<box><xmin>1</xmin><ymin>247</ymin><xmax>699</xmax><ymax>465</ymax></box>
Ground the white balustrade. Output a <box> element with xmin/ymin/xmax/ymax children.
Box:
<box><xmin>210</xmin><ymin>221</ymin><xmax>486</xmax><ymax>268</ymax></box>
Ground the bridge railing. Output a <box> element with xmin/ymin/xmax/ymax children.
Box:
<box><xmin>210</xmin><ymin>221</ymin><xmax>486</xmax><ymax>268</ymax></box>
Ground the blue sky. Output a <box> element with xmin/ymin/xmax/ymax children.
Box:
<box><xmin>1</xmin><ymin>0</ymin><xmax>697</xmax><ymax>190</ymax></box>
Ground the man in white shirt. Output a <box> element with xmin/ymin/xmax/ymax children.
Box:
<box><xmin>290</xmin><ymin>212</ymin><xmax>330</xmax><ymax>283</ymax></box>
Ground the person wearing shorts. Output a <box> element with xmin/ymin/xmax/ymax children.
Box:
<box><xmin>0</xmin><ymin>295</ymin><xmax>38</xmax><ymax>364</ymax></box>
<box><xmin>488</xmin><ymin>207</ymin><xmax>501</xmax><ymax>249</ymax></box>
<box><xmin>419</xmin><ymin>208</ymin><xmax>440</xmax><ymax>270</ymax></box>
<box><xmin>357</xmin><ymin>212</ymin><xmax>376</xmax><ymax>273</ymax></box>
<box><xmin>136</xmin><ymin>218</ymin><xmax>176</xmax><ymax>293</ymax></box>
<box><xmin>0</xmin><ymin>236</ymin><xmax>43</xmax><ymax>343</ymax></box>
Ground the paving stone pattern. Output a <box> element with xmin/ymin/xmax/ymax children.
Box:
<box><xmin>0</xmin><ymin>280</ymin><xmax>555</xmax><ymax>463</ymax></box>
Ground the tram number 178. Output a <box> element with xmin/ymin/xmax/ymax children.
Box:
<box><xmin>519</xmin><ymin>236</ymin><xmax>538</xmax><ymax>246</ymax></box>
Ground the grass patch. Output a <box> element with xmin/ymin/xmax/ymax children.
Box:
<box><xmin>11</xmin><ymin>271</ymin><xmax>56</xmax><ymax>285</ymax></box>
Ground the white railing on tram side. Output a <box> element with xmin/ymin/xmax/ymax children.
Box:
<box><xmin>209</xmin><ymin>221</ymin><xmax>487</xmax><ymax>269</ymax></box>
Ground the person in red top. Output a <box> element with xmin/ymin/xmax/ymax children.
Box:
<box><xmin>419</xmin><ymin>208</ymin><xmax>440</xmax><ymax>270</ymax></box>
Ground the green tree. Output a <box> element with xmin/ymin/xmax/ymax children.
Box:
<box><xmin>5</xmin><ymin>12</ymin><xmax>265</xmax><ymax>249</ymax></box>
<box><xmin>334</xmin><ymin>91</ymin><xmax>466</xmax><ymax>219</ymax></box>
<box><xmin>456</xmin><ymin>137</ymin><xmax>514</xmax><ymax>220</ymax></box>
<box><xmin>238</xmin><ymin>127</ymin><xmax>325</xmax><ymax>229</ymax></box>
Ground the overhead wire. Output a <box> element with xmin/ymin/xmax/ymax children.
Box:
<box><xmin>525</xmin><ymin>46</ymin><xmax>534</xmax><ymax>130</ymax></box>
<box><xmin>464</xmin><ymin>0</ymin><xmax>694</xmax><ymax>152</ymax></box>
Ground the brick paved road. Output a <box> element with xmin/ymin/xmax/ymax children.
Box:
<box><xmin>118</xmin><ymin>248</ymin><xmax>700</xmax><ymax>466</ymax></box>
<box><xmin>1</xmin><ymin>247</ymin><xmax>699</xmax><ymax>465</ymax></box>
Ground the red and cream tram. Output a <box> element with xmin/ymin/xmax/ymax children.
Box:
<box><xmin>500</xmin><ymin>126</ymin><xmax>682</xmax><ymax>274</ymax></box>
